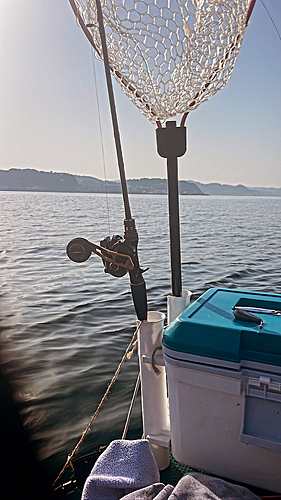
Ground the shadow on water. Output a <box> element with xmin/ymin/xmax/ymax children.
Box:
<box><xmin>0</xmin><ymin>339</ymin><xmax>55</xmax><ymax>498</ymax></box>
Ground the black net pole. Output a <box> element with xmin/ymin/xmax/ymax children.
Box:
<box><xmin>156</xmin><ymin>121</ymin><xmax>187</xmax><ymax>297</ymax></box>
<box><xmin>166</xmin><ymin>155</ymin><xmax>182</xmax><ymax>297</ymax></box>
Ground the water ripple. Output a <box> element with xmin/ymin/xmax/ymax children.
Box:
<box><xmin>0</xmin><ymin>192</ymin><xmax>281</xmax><ymax>478</ymax></box>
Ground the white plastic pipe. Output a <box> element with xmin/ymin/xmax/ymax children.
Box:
<box><xmin>167</xmin><ymin>289</ymin><xmax>192</xmax><ymax>324</ymax></box>
<box><xmin>137</xmin><ymin>311</ymin><xmax>170</xmax><ymax>470</ymax></box>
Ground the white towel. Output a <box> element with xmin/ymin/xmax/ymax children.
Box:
<box><xmin>120</xmin><ymin>483</ymin><xmax>167</xmax><ymax>499</ymax></box>
<box><xmin>81</xmin><ymin>439</ymin><xmax>160</xmax><ymax>500</ymax></box>
<box><xmin>169</xmin><ymin>473</ymin><xmax>261</xmax><ymax>500</ymax></box>
<box><xmin>119</xmin><ymin>473</ymin><xmax>260</xmax><ymax>500</ymax></box>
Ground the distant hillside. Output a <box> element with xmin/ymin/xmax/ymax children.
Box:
<box><xmin>0</xmin><ymin>169</ymin><xmax>204</xmax><ymax>195</ymax></box>
<box><xmin>74</xmin><ymin>175</ymin><xmax>205</xmax><ymax>194</ymax></box>
<box><xmin>0</xmin><ymin>168</ymin><xmax>79</xmax><ymax>192</ymax></box>
<box><xmin>0</xmin><ymin>169</ymin><xmax>280</xmax><ymax>196</ymax></box>
<box><xmin>248</xmin><ymin>186</ymin><xmax>281</xmax><ymax>196</ymax></box>
<box><xmin>189</xmin><ymin>181</ymin><xmax>281</xmax><ymax>196</ymax></box>
<box><xmin>126</xmin><ymin>178</ymin><xmax>204</xmax><ymax>195</ymax></box>
<box><xmin>74</xmin><ymin>174</ymin><xmax>120</xmax><ymax>193</ymax></box>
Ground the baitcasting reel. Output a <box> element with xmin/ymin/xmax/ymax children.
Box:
<box><xmin>99</xmin><ymin>235</ymin><xmax>134</xmax><ymax>277</ymax></box>
<box><xmin>66</xmin><ymin>236</ymin><xmax>134</xmax><ymax>277</ymax></box>
<box><xmin>66</xmin><ymin>217</ymin><xmax>148</xmax><ymax>320</ymax></box>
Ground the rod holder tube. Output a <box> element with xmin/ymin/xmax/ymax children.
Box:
<box><xmin>167</xmin><ymin>289</ymin><xmax>192</xmax><ymax>324</ymax></box>
<box><xmin>137</xmin><ymin>311</ymin><xmax>170</xmax><ymax>470</ymax></box>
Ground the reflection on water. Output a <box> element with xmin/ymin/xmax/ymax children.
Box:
<box><xmin>0</xmin><ymin>191</ymin><xmax>281</xmax><ymax>479</ymax></box>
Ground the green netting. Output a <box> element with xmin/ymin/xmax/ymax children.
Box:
<box><xmin>160</xmin><ymin>450</ymin><xmax>207</xmax><ymax>486</ymax></box>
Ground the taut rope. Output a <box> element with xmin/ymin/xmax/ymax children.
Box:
<box><xmin>53</xmin><ymin>321</ymin><xmax>143</xmax><ymax>488</ymax></box>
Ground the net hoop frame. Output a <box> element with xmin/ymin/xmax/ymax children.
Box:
<box><xmin>70</xmin><ymin>0</ymin><xmax>255</xmax><ymax>124</ymax></box>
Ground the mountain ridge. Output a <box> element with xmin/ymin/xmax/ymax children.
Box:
<box><xmin>0</xmin><ymin>169</ymin><xmax>280</xmax><ymax>196</ymax></box>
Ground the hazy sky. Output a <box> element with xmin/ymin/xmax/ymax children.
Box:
<box><xmin>0</xmin><ymin>0</ymin><xmax>280</xmax><ymax>187</ymax></box>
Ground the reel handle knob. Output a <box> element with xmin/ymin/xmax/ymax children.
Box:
<box><xmin>66</xmin><ymin>238</ymin><xmax>92</xmax><ymax>263</ymax></box>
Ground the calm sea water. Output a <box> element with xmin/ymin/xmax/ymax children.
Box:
<box><xmin>0</xmin><ymin>191</ymin><xmax>281</xmax><ymax>483</ymax></box>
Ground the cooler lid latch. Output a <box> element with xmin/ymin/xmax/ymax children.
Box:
<box><xmin>247</xmin><ymin>376</ymin><xmax>281</xmax><ymax>399</ymax></box>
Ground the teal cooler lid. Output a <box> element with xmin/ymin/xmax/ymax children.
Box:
<box><xmin>163</xmin><ymin>288</ymin><xmax>281</xmax><ymax>365</ymax></box>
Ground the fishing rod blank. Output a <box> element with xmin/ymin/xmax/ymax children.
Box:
<box><xmin>94</xmin><ymin>0</ymin><xmax>147</xmax><ymax>321</ymax></box>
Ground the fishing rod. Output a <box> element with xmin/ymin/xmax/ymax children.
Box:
<box><xmin>67</xmin><ymin>0</ymin><xmax>147</xmax><ymax>321</ymax></box>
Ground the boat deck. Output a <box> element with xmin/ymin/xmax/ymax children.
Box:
<box><xmin>160</xmin><ymin>451</ymin><xmax>277</xmax><ymax>498</ymax></box>
<box><xmin>55</xmin><ymin>447</ymin><xmax>278</xmax><ymax>499</ymax></box>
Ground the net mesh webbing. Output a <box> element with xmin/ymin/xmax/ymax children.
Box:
<box><xmin>74</xmin><ymin>0</ymin><xmax>250</xmax><ymax>123</ymax></box>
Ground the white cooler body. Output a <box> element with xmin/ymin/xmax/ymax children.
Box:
<box><xmin>164</xmin><ymin>349</ymin><xmax>281</xmax><ymax>493</ymax></box>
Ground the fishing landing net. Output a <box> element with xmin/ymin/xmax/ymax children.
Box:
<box><xmin>73</xmin><ymin>0</ymin><xmax>251</xmax><ymax>123</ymax></box>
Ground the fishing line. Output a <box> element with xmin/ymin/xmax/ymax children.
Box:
<box><xmin>91</xmin><ymin>47</ymin><xmax>111</xmax><ymax>235</ymax></box>
<box><xmin>260</xmin><ymin>0</ymin><xmax>281</xmax><ymax>43</ymax></box>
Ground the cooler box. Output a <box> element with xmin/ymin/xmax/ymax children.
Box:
<box><xmin>163</xmin><ymin>288</ymin><xmax>281</xmax><ymax>492</ymax></box>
